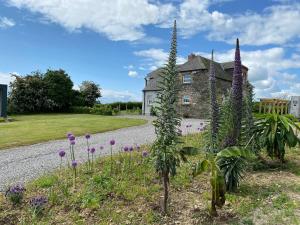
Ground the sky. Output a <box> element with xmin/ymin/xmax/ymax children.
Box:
<box><xmin>0</xmin><ymin>0</ymin><xmax>300</xmax><ymax>103</ymax></box>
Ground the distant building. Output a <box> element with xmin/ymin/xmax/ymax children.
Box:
<box><xmin>0</xmin><ymin>84</ymin><xmax>8</xmax><ymax>118</ymax></box>
<box><xmin>142</xmin><ymin>54</ymin><xmax>249</xmax><ymax>118</ymax></box>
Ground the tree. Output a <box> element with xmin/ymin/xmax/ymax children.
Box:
<box><xmin>9</xmin><ymin>72</ymin><xmax>55</xmax><ymax>113</ymax></box>
<box><xmin>80</xmin><ymin>81</ymin><xmax>101</xmax><ymax>107</ymax></box>
<box><xmin>209</xmin><ymin>50</ymin><xmax>219</xmax><ymax>151</ymax></box>
<box><xmin>151</xmin><ymin>20</ymin><xmax>181</xmax><ymax>214</ymax></box>
<box><xmin>44</xmin><ymin>69</ymin><xmax>74</xmax><ymax>111</ymax></box>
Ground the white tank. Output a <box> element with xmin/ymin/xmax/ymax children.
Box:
<box><xmin>290</xmin><ymin>96</ymin><xmax>300</xmax><ymax>118</ymax></box>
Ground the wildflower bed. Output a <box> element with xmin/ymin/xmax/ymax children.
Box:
<box><xmin>0</xmin><ymin>133</ymin><xmax>300</xmax><ymax>224</ymax></box>
<box><xmin>0</xmin><ymin>114</ymin><xmax>147</xmax><ymax>149</ymax></box>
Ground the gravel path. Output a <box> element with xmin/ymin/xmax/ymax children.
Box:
<box><xmin>0</xmin><ymin>116</ymin><xmax>205</xmax><ymax>191</ymax></box>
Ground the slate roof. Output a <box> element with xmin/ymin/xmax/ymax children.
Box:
<box><xmin>143</xmin><ymin>55</ymin><xmax>244</xmax><ymax>91</ymax></box>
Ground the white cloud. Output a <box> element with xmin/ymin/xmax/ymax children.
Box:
<box><xmin>101</xmin><ymin>89</ymin><xmax>141</xmax><ymax>103</ymax></box>
<box><xmin>134</xmin><ymin>48</ymin><xmax>186</xmax><ymax>70</ymax></box>
<box><xmin>7</xmin><ymin>0</ymin><xmax>175</xmax><ymax>41</ymax></box>
<box><xmin>0</xmin><ymin>17</ymin><xmax>15</xmax><ymax>28</ymax></box>
<box><xmin>128</xmin><ymin>70</ymin><xmax>138</xmax><ymax>78</ymax></box>
<box><xmin>204</xmin><ymin>47</ymin><xmax>300</xmax><ymax>98</ymax></box>
<box><xmin>0</xmin><ymin>72</ymin><xmax>15</xmax><ymax>85</ymax></box>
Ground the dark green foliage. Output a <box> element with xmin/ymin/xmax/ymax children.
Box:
<box><xmin>151</xmin><ymin>20</ymin><xmax>181</xmax><ymax>214</ymax></box>
<box><xmin>252</xmin><ymin>113</ymin><xmax>300</xmax><ymax>162</ymax></box>
<box><xmin>44</xmin><ymin>69</ymin><xmax>74</xmax><ymax>111</ymax></box>
<box><xmin>80</xmin><ymin>81</ymin><xmax>101</xmax><ymax>107</ymax></box>
<box><xmin>102</xmin><ymin>102</ymin><xmax>142</xmax><ymax>110</ymax></box>
<box><xmin>9</xmin><ymin>72</ymin><xmax>56</xmax><ymax>113</ymax></box>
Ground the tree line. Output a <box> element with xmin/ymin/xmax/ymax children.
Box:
<box><xmin>8</xmin><ymin>69</ymin><xmax>101</xmax><ymax>113</ymax></box>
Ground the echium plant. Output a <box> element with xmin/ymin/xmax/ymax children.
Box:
<box><xmin>152</xmin><ymin>20</ymin><xmax>181</xmax><ymax>214</ymax></box>
<box><xmin>224</xmin><ymin>38</ymin><xmax>243</xmax><ymax>147</ymax></box>
<box><xmin>209</xmin><ymin>50</ymin><xmax>219</xmax><ymax>152</ymax></box>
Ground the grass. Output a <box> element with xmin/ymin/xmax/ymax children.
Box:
<box><xmin>0</xmin><ymin>133</ymin><xmax>300</xmax><ymax>224</ymax></box>
<box><xmin>0</xmin><ymin>114</ymin><xmax>147</xmax><ymax>149</ymax></box>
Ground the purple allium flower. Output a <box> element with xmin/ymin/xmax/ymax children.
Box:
<box><xmin>59</xmin><ymin>150</ymin><xmax>66</xmax><ymax>157</ymax></box>
<box><xmin>110</xmin><ymin>139</ymin><xmax>115</xmax><ymax>145</ymax></box>
<box><xmin>90</xmin><ymin>147</ymin><xmax>95</xmax><ymax>154</ymax></box>
<box><xmin>100</xmin><ymin>145</ymin><xmax>104</xmax><ymax>150</ymax></box>
<box><xmin>70</xmin><ymin>140</ymin><xmax>76</xmax><ymax>145</ymax></box>
<box><xmin>85</xmin><ymin>134</ymin><xmax>91</xmax><ymax>139</ymax></box>
<box><xmin>67</xmin><ymin>132</ymin><xmax>73</xmax><ymax>138</ymax></box>
<box><xmin>69</xmin><ymin>135</ymin><xmax>75</xmax><ymax>141</ymax></box>
<box><xmin>142</xmin><ymin>151</ymin><xmax>148</xmax><ymax>157</ymax></box>
<box><xmin>129</xmin><ymin>146</ymin><xmax>134</xmax><ymax>152</ymax></box>
<box><xmin>72</xmin><ymin>160</ymin><xmax>77</xmax><ymax>168</ymax></box>
<box><xmin>200</xmin><ymin>122</ymin><xmax>204</xmax><ymax>127</ymax></box>
<box><xmin>124</xmin><ymin>146</ymin><xmax>129</xmax><ymax>152</ymax></box>
<box><xmin>136</xmin><ymin>145</ymin><xmax>141</xmax><ymax>150</ymax></box>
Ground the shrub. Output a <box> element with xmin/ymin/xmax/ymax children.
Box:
<box><xmin>252</xmin><ymin>113</ymin><xmax>300</xmax><ymax>162</ymax></box>
<box><xmin>5</xmin><ymin>185</ymin><xmax>26</xmax><ymax>205</ymax></box>
<box><xmin>70</xmin><ymin>106</ymin><xmax>91</xmax><ymax>114</ymax></box>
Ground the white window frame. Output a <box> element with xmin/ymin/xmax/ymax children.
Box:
<box><xmin>183</xmin><ymin>73</ymin><xmax>192</xmax><ymax>84</ymax></box>
<box><xmin>182</xmin><ymin>95</ymin><xmax>191</xmax><ymax>105</ymax></box>
<box><xmin>147</xmin><ymin>95</ymin><xmax>153</xmax><ymax>106</ymax></box>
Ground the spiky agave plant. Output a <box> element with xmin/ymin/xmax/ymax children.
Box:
<box><xmin>151</xmin><ymin>20</ymin><xmax>182</xmax><ymax>214</ymax></box>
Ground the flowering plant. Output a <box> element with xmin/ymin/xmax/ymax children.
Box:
<box><xmin>5</xmin><ymin>184</ymin><xmax>26</xmax><ymax>205</ymax></box>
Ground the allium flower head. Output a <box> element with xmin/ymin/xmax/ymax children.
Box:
<box><xmin>129</xmin><ymin>146</ymin><xmax>134</xmax><ymax>152</ymax></box>
<box><xmin>70</xmin><ymin>140</ymin><xmax>76</xmax><ymax>145</ymax></box>
<box><xmin>59</xmin><ymin>150</ymin><xmax>66</xmax><ymax>157</ymax></box>
<box><xmin>136</xmin><ymin>145</ymin><xmax>141</xmax><ymax>150</ymax></box>
<box><xmin>110</xmin><ymin>139</ymin><xmax>115</xmax><ymax>145</ymax></box>
<box><xmin>142</xmin><ymin>151</ymin><xmax>148</xmax><ymax>157</ymax></box>
<box><xmin>67</xmin><ymin>132</ymin><xmax>73</xmax><ymax>138</ymax></box>
<box><xmin>90</xmin><ymin>147</ymin><xmax>95</xmax><ymax>154</ymax></box>
<box><xmin>100</xmin><ymin>145</ymin><xmax>104</xmax><ymax>150</ymax></box>
<box><xmin>69</xmin><ymin>135</ymin><xmax>75</xmax><ymax>141</ymax></box>
<box><xmin>72</xmin><ymin>160</ymin><xmax>77</xmax><ymax>168</ymax></box>
<box><xmin>124</xmin><ymin>146</ymin><xmax>129</xmax><ymax>152</ymax></box>
<box><xmin>85</xmin><ymin>134</ymin><xmax>91</xmax><ymax>139</ymax></box>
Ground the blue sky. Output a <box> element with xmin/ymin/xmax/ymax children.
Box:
<box><xmin>0</xmin><ymin>0</ymin><xmax>300</xmax><ymax>102</ymax></box>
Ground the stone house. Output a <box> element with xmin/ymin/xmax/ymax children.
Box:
<box><xmin>142</xmin><ymin>54</ymin><xmax>248</xmax><ymax>118</ymax></box>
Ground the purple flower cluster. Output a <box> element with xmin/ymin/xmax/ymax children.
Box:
<box><xmin>110</xmin><ymin>139</ymin><xmax>115</xmax><ymax>145</ymax></box>
<box><xmin>142</xmin><ymin>151</ymin><xmax>149</xmax><ymax>158</ymax></box>
<box><xmin>29</xmin><ymin>196</ymin><xmax>48</xmax><ymax>214</ymax></box>
<box><xmin>72</xmin><ymin>160</ymin><xmax>77</xmax><ymax>168</ymax></box>
<box><xmin>90</xmin><ymin>147</ymin><xmax>96</xmax><ymax>154</ymax></box>
<box><xmin>186</xmin><ymin>124</ymin><xmax>192</xmax><ymax>128</ymax></box>
<box><xmin>5</xmin><ymin>184</ymin><xmax>26</xmax><ymax>205</ymax></box>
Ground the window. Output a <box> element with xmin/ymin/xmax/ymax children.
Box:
<box><xmin>182</xmin><ymin>95</ymin><xmax>191</xmax><ymax>105</ymax></box>
<box><xmin>183</xmin><ymin>74</ymin><xmax>192</xmax><ymax>84</ymax></box>
<box><xmin>147</xmin><ymin>95</ymin><xmax>154</xmax><ymax>105</ymax></box>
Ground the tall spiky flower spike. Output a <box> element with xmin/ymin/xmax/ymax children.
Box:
<box><xmin>231</xmin><ymin>38</ymin><xmax>243</xmax><ymax>145</ymax></box>
<box><xmin>152</xmin><ymin>20</ymin><xmax>181</xmax><ymax>215</ymax></box>
<box><xmin>209</xmin><ymin>50</ymin><xmax>219</xmax><ymax>149</ymax></box>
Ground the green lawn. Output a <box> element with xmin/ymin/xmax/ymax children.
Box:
<box><xmin>0</xmin><ymin>114</ymin><xmax>147</xmax><ymax>149</ymax></box>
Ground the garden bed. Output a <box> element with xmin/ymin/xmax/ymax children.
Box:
<box><xmin>0</xmin><ymin>133</ymin><xmax>299</xmax><ymax>224</ymax></box>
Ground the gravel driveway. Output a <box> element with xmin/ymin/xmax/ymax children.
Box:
<box><xmin>0</xmin><ymin>116</ymin><xmax>205</xmax><ymax>191</ymax></box>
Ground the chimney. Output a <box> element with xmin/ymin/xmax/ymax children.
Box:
<box><xmin>188</xmin><ymin>53</ymin><xmax>196</xmax><ymax>61</ymax></box>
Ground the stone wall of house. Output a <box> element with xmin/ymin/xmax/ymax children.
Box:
<box><xmin>177</xmin><ymin>70</ymin><xmax>232</xmax><ymax>119</ymax></box>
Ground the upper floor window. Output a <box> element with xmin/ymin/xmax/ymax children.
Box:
<box><xmin>182</xmin><ymin>95</ymin><xmax>191</xmax><ymax>105</ymax></box>
<box><xmin>183</xmin><ymin>74</ymin><xmax>192</xmax><ymax>84</ymax></box>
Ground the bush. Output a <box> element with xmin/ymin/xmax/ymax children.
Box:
<box><xmin>70</xmin><ymin>105</ymin><xmax>118</xmax><ymax>116</ymax></box>
<box><xmin>90</xmin><ymin>105</ymin><xmax>113</xmax><ymax>116</ymax></box>
<box><xmin>70</xmin><ymin>106</ymin><xmax>91</xmax><ymax>114</ymax></box>
<box><xmin>100</xmin><ymin>102</ymin><xmax>142</xmax><ymax>111</ymax></box>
